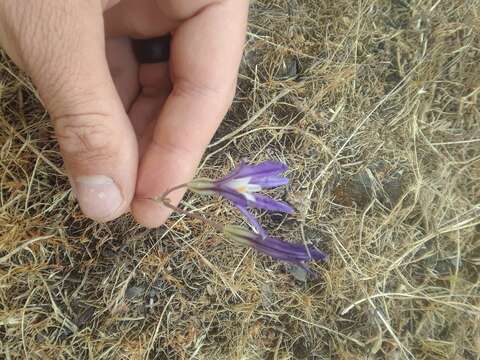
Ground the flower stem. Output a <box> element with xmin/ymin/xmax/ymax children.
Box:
<box><xmin>151</xmin><ymin>184</ymin><xmax>225</xmax><ymax>233</ymax></box>
<box><xmin>161</xmin><ymin>183</ymin><xmax>189</xmax><ymax>200</ymax></box>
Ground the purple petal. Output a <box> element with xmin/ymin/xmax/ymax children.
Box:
<box><xmin>251</xmin><ymin>236</ymin><xmax>328</xmax><ymax>262</ymax></box>
<box><xmin>259</xmin><ymin>237</ymin><xmax>327</xmax><ymax>260</ymax></box>
<box><xmin>251</xmin><ymin>194</ymin><xmax>295</xmax><ymax>214</ymax></box>
<box><xmin>235</xmin><ymin>160</ymin><xmax>288</xmax><ymax>179</ymax></box>
<box><xmin>217</xmin><ymin>160</ymin><xmax>288</xmax><ymax>185</ymax></box>
<box><xmin>215</xmin><ymin>186</ymin><xmax>249</xmax><ymax>208</ymax></box>
<box><xmin>217</xmin><ymin>160</ymin><xmax>249</xmax><ymax>183</ymax></box>
<box><xmin>237</xmin><ymin>206</ymin><xmax>266</xmax><ymax>238</ymax></box>
<box><xmin>253</xmin><ymin>176</ymin><xmax>289</xmax><ymax>189</ymax></box>
<box><xmin>215</xmin><ymin>185</ymin><xmax>294</xmax><ymax>214</ymax></box>
<box><xmin>223</xmin><ymin>226</ymin><xmax>328</xmax><ymax>265</ymax></box>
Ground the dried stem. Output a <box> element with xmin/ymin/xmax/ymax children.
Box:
<box><xmin>151</xmin><ymin>183</ymin><xmax>225</xmax><ymax>233</ymax></box>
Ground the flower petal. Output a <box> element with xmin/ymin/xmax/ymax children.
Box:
<box><xmin>234</xmin><ymin>160</ymin><xmax>288</xmax><ymax>179</ymax></box>
<box><xmin>215</xmin><ymin>184</ymin><xmax>294</xmax><ymax>213</ymax></box>
<box><xmin>250</xmin><ymin>194</ymin><xmax>295</xmax><ymax>214</ymax></box>
<box><xmin>237</xmin><ymin>206</ymin><xmax>266</xmax><ymax>238</ymax></box>
<box><xmin>215</xmin><ymin>186</ymin><xmax>249</xmax><ymax>208</ymax></box>
<box><xmin>216</xmin><ymin>160</ymin><xmax>249</xmax><ymax>183</ymax></box>
<box><xmin>251</xmin><ymin>236</ymin><xmax>327</xmax><ymax>262</ymax></box>
<box><xmin>253</xmin><ymin>176</ymin><xmax>289</xmax><ymax>189</ymax></box>
<box><xmin>223</xmin><ymin>226</ymin><xmax>328</xmax><ymax>264</ymax></box>
<box><xmin>217</xmin><ymin>160</ymin><xmax>288</xmax><ymax>185</ymax></box>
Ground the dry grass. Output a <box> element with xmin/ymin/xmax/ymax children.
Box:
<box><xmin>1</xmin><ymin>0</ymin><xmax>479</xmax><ymax>359</ymax></box>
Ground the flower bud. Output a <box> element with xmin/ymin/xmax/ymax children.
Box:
<box><xmin>223</xmin><ymin>225</ymin><xmax>258</xmax><ymax>246</ymax></box>
<box><xmin>187</xmin><ymin>178</ymin><xmax>215</xmax><ymax>194</ymax></box>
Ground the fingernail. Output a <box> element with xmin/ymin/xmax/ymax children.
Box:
<box><xmin>74</xmin><ymin>175</ymin><xmax>123</xmax><ymax>221</ymax></box>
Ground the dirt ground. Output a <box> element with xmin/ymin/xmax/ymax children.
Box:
<box><xmin>1</xmin><ymin>0</ymin><xmax>479</xmax><ymax>359</ymax></box>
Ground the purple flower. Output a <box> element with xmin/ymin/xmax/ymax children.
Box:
<box><xmin>188</xmin><ymin>161</ymin><xmax>294</xmax><ymax>236</ymax></box>
<box><xmin>224</xmin><ymin>225</ymin><xmax>327</xmax><ymax>268</ymax></box>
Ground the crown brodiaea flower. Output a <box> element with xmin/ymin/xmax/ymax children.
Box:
<box><xmin>224</xmin><ymin>225</ymin><xmax>327</xmax><ymax>269</ymax></box>
<box><xmin>188</xmin><ymin>160</ymin><xmax>294</xmax><ymax>235</ymax></box>
<box><xmin>153</xmin><ymin>159</ymin><xmax>329</xmax><ymax>273</ymax></box>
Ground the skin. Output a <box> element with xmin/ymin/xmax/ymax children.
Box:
<box><xmin>0</xmin><ymin>0</ymin><xmax>249</xmax><ymax>227</ymax></box>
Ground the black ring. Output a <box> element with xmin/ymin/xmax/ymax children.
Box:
<box><xmin>132</xmin><ymin>34</ymin><xmax>171</xmax><ymax>64</ymax></box>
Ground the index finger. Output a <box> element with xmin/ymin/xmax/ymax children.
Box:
<box><xmin>131</xmin><ymin>0</ymin><xmax>249</xmax><ymax>227</ymax></box>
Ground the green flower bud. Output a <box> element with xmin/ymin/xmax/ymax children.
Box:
<box><xmin>223</xmin><ymin>225</ymin><xmax>257</xmax><ymax>246</ymax></box>
<box><xmin>187</xmin><ymin>178</ymin><xmax>215</xmax><ymax>195</ymax></box>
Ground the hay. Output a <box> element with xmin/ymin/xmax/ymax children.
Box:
<box><xmin>1</xmin><ymin>0</ymin><xmax>479</xmax><ymax>358</ymax></box>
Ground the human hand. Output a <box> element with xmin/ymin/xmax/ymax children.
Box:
<box><xmin>0</xmin><ymin>0</ymin><xmax>248</xmax><ymax>227</ymax></box>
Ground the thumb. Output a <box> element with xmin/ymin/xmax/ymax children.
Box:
<box><xmin>0</xmin><ymin>1</ymin><xmax>138</xmax><ymax>221</ymax></box>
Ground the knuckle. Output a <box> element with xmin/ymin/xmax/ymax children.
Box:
<box><xmin>128</xmin><ymin>22</ymin><xmax>155</xmax><ymax>39</ymax></box>
<box><xmin>55</xmin><ymin>114</ymin><xmax>116</xmax><ymax>163</ymax></box>
<box><xmin>157</xmin><ymin>0</ymin><xmax>224</xmax><ymax>21</ymax></box>
<box><xmin>173</xmin><ymin>77</ymin><xmax>222</xmax><ymax>99</ymax></box>
<box><xmin>151</xmin><ymin>134</ymin><xmax>193</xmax><ymax>159</ymax></box>
<box><xmin>172</xmin><ymin>77</ymin><xmax>234</xmax><ymax>115</ymax></box>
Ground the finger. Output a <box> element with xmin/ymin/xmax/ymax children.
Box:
<box><xmin>131</xmin><ymin>0</ymin><xmax>249</xmax><ymax>227</ymax></box>
<box><xmin>104</xmin><ymin>0</ymin><xmax>235</xmax><ymax>38</ymax></box>
<box><xmin>129</xmin><ymin>62</ymin><xmax>171</xmax><ymax>146</ymax></box>
<box><xmin>104</xmin><ymin>0</ymin><xmax>176</xmax><ymax>38</ymax></box>
<box><xmin>0</xmin><ymin>2</ymin><xmax>138</xmax><ymax>221</ymax></box>
<box><xmin>105</xmin><ymin>37</ymin><xmax>139</xmax><ymax>110</ymax></box>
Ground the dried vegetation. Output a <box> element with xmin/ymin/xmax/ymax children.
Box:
<box><xmin>1</xmin><ymin>0</ymin><xmax>479</xmax><ymax>358</ymax></box>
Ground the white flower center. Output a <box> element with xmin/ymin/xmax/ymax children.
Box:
<box><xmin>224</xmin><ymin>177</ymin><xmax>261</xmax><ymax>201</ymax></box>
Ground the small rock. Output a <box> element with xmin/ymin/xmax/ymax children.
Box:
<box><xmin>333</xmin><ymin>162</ymin><xmax>408</xmax><ymax>209</ymax></box>
<box><xmin>125</xmin><ymin>285</ymin><xmax>145</xmax><ymax>299</ymax></box>
<box><xmin>287</xmin><ymin>264</ymin><xmax>308</xmax><ymax>282</ymax></box>
<box><xmin>147</xmin><ymin>287</ymin><xmax>159</xmax><ymax>298</ymax></box>
<box><xmin>241</xmin><ymin>49</ymin><xmax>262</xmax><ymax>72</ymax></box>
<box><xmin>333</xmin><ymin>172</ymin><xmax>375</xmax><ymax>208</ymax></box>
<box><xmin>276</xmin><ymin>56</ymin><xmax>299</xmax><ymax>80</ymax></box>
<box><xmin>380</xmin><ymin>173</ymin><xmax>405</xmax><ymax>207</ymax></box>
